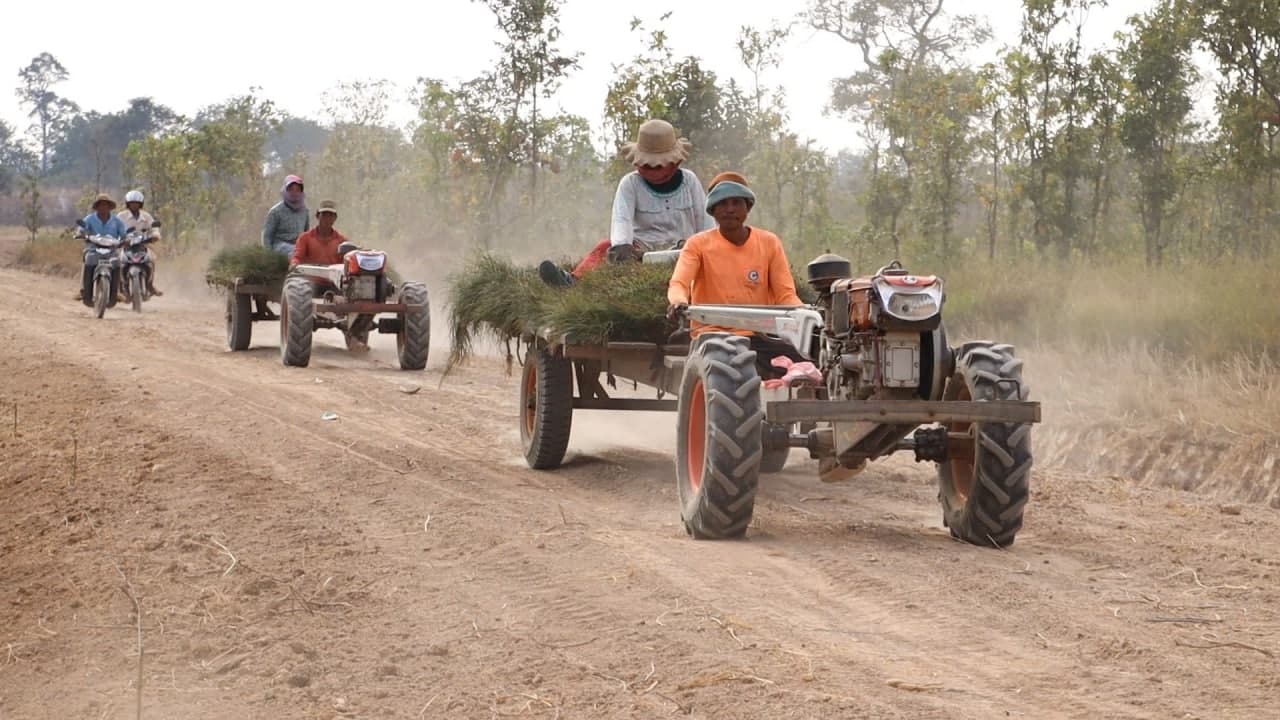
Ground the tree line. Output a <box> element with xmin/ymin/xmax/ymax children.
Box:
<box><xmin>2</xmin><ymin>0</ymin><xmax>1277</xmax><ymax>268</ymax></box>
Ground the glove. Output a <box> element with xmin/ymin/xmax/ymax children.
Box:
<box><xmin>666</xmin><ymin>302</ymin><xmax>688</xmax><ymax>322</ymax></box>
<box><xmin>607</xmin><ymin>244</ymin><xmax>639</xmax><ymax>264</ymax></box>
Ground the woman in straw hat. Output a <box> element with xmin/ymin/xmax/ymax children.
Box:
<box><xmin>538</xmin><ymin>119</ymin><xmax>714</xmax><ymax>286</ymax></box>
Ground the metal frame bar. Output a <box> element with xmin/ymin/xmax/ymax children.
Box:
<box><xmin>766</xmin><ymin>399</ymin><xmax>1041</xmax><ymax>425</ymax></box>
<box><xmin>572</xmin><ymin>398</ymin><xmax>677</xmax><ymax>411</ymax></box>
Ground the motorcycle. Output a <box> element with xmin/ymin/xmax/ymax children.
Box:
<box><xmin>75</xmin><ymin>219</ymin><xmax>123</xmax><ymax>319</ymax></box>
<box><xmin>119</xmin><ymin>220</ymin><xmax>161</xmax><ymax>312</ymax></box>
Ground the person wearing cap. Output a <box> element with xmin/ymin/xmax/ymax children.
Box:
<box><xmin>75</xmin><ymin>194</ymin><xmax>130</xmax><ymax>303</ymax></box>
<box><xmin>258</xmin><ymin>174</ymin><xmax>309</xmax><ymax>317</ymax></box>
<box><xmin>289</xmin><ymin>201</ymin><xmax>348</xmax><ymax>267</ymax></box>
<box><xmin>117</xmin><ymin>189</ymin><xmax>163</xmax><ymax>296</ymax></box>
<box><xmin>666</xmin><ymin>172</ymin><xmax>803</xmax><ymax>338</ymax></box>
<box><xmin>538</xmin><ymin>119</ymin><xmax>714</xmax><ymax>286</ymax></box>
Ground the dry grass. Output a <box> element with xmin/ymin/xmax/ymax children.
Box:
<box><xmin>14</xmin><ymin>233</ymin><xmax>82</xmax><ymax>277</ymax></box>
<box><xmin>942</xmin><ymin>258</ymin><xmax>1280</xmax><ymax>364</ymax></box>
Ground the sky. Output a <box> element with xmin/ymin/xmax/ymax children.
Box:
<box><xmin>2</xmin><ymin>0</ymin><xmax>1163</xmax><ymax>155</ymax></box>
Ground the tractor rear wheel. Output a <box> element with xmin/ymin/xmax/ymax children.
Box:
<box><xmin>396</xmin><ymin>282</ymin><xmax>430</xmax><ymax>370</ymax></box>
<box><xmin>226</xmin><ymin>293</ymin><xmax>252</xmax><ymax>351</ymax></box>
<box><xmin>675</xmin><ymin>334</ymin><xmax>763</xmax><ymax>539</ymax></box>
<box><xmin>519</xmin><ymin>346</ymin><xmax>574</xmax><ymax>469</ymax></box>
<box><xmin>280</xmin><ymin>276</ymin><xmax>314</xmax><ymax>367</ymax></box>
<box><xmin>936</xmin><ymin>342</ymin><xmax>1032</xmax><ymax>547</ymax></box>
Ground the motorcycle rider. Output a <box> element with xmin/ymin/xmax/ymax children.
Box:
<box><xmin>258</xmin><ymin>174</ymin><xmax>309</xmax><ymax>318</ymax></box>
<box><xmin>537</xmin><ymin>119</ymin><xmax>714</xmax><ymax>286</ymax></box>
<box><xmin>116</xmin><ymin>190</ymin><xmax>163</xmax><ymax>296</ymax></box>
<box><xmin>75</xmin><ymin>194</ymin><xmax>129</xmax><ymax>304</ymax></box>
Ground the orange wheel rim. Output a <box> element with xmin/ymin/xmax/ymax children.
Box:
<box><xmin>523</xmin><ymin>362</ymin><xmax>538</xmax><ymax>436</ymax></box>
<box><xmin>687</xmin><ymin>379</ymin><xmax>707</xmax><ymax>493</ymax></box>
<box><xmin>949</xmin><ymin>381</ymin><xmax>976</xmax><ymax>502</ymax></box>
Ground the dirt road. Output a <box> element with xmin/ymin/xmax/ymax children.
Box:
<box><xmin>1</xmin><ymin>265</ymin><xmax>1277</xmax><ymax>719</ymax></box>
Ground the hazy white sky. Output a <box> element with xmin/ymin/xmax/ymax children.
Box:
<box><xmin>3</xmin><ymin>0</ymin><xmax>1155</xmax><ymax>154</ymax></box>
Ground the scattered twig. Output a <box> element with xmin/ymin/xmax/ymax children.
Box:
<box><xmin>1162</xmin><ymin>567</ymin><xmax>1252</xmax><ymax>591</ymax></box>
<box><xmin>886</xmin><ymin>678</ymin><xmax>945</xmax><ymax>692</ymax></box>
<box><xmin>1175</xmin><ymin>639</ymin><xmax>1273</xmax><ymax>657</ymax></box>
<box><xmin>209</xmin><ymin>539</ymin><xmax>237</xmax><ymax>577</ymax></box>
<box><xmin>112</xmin><ymin>563</ymin><xmax>144</xmax><ymax>720</ymax></box>
<box><xmin>799</xmin><ymin>496</ymin><xmax>832</xmax><ymax>503</ymax></box>
<box><xmin>417</xmin><ymin>695</ymin><xmax>437</xmax><ymax>719</ymax></box>
<box><xmin>288</xmin><ymin>585</ymin><xmax>315</xmax><ymax>615</ymax></box>
<box><xmin>1145</xmin><ymin>617</ymin><xmax>1223</xmax><ymax>625</ymax></box>
<box><xmin>530</xmin><ymin>636</ymin><xmax>596</xmax><ymax>649</ymax></box>
<box><xmin>708</xmin><ymin>614</ymin><xmax>745</xmax><ymax>647</ymax></box>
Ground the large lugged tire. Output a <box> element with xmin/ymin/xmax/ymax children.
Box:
<box><xmin>93</xmin><ymin>274</ymin><xmax>109</xmax><ymax>319</ymax></box>
<box><xmin>280</xmin><ymin>276</ymin><xmax>314</xmax><ymax>367</ymax></box>
<box><xmin>675</xmin><ymin>334</ymin><xmax>763</xmax><ymax>539</ymax></box>
<box><xmin>226</xmin><ymin>293</ymin><xmax>252</xmax><ymax>351</ymax></box>
<box><xmin>396</xmin><ymin>282</ymin><xmax>430</xmax><ymax>370</ymax></box>
<box><xmin>519</xmin><ymin>347</ymin><xmax>574</xmax><ymax>469</ymax></box>
<box><xmin>937</xmin><ymin>342</ymin><xmax>1032</xmax><ymax>547</ymax></box>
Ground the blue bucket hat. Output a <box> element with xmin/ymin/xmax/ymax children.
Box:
<box><xmin>705</xmin><ymin>179</ymin><xmax>756</xmax><ymax>215</ymax></box>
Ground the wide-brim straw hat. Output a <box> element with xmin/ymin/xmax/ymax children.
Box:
<box><xmin>92</xmin><ymin>193</ymin><xmax>117</xmax><ymax>210</ymax></box>
<box><xmin>621</xmin><ymin>119</ymin><xmax>692</xmax><ymax>167</ymax></box>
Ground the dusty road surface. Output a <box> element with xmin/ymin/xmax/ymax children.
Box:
<box><xmin>1</xmin><ymin>264</ymin><xmax>1278</xmax><ymax>720</ymax></box>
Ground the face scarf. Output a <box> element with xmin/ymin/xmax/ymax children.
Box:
<box><xmin>281</xmin><ymin>175</ymin><xmax>306</xmax><ymax>211</ymax></box>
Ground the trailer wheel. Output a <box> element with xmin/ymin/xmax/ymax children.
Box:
<box><xmin>937</xmin><ymin>342</ymin><xmax>1032</xmax><ymax>547</ymax></box>
<box><xmin>396</xmin><ymin>282</ymin><xmax>430</xmax><ymax>370</ymax></box>
<box><xmin>280</xmin><ymin>276</ymin><xmax>314</xmax><ymax>367</ymax></box>
<box><xmin>676</xmin><ymin>334</ymin><xmax>763</xmax><ymax>539</ymax></box>
<box><xmin>520</xmin><ymin>347</ymin><xmax>573</xmax><ymax>469</ymax></box>
<box><xmin>226</xmin><ymin>293</ymin><xmax>253</xmax><ymax>351</ymax></box>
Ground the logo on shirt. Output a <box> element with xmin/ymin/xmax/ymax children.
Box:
<box><xmin>747</xmin><ymin>269</ymin><xmax>761</xmax><ymax>283</ymax></box>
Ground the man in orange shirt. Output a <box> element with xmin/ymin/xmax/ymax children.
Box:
<box><xmin>667</xmin><ymin>173</ymin><xmax>807</xmax><ymax>375</ymax></box>
<box><xmin>289</xmin><ymin>200</ymin><xmax>348</xmax><ymax>267</ymax></box>
<box><xmin>667</xmin><ymin>173</ymin><xmax>803</xmax><ymax>331</ymax></box>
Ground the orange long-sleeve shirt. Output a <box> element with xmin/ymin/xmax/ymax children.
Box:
<box><xmin>290</xmin><ymin>228</ymin><xmax>349</xmax><ymax>266</ymax></box>
<box><xmin>667</xmin><ymin>227</ymin><xmax>803</xmax><ymax>336</ymax></box>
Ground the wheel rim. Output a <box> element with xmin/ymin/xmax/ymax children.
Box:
<box><xmin>948</xmin><ymin>379</ymin><xmax>977</xmax><ymax>503</ymax></box>
<box><xmin>687</xmin><ymin>379</ymin><xmax>707</xmax><ymax>493</ymax></box>
<box><xmin>523</xmin><ymin>361</ymin><xmax>538</xmax><ymax>437</ymax></box>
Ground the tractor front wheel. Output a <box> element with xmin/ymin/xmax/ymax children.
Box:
<box><xmin>936</xmin><ymin>342</ymin><xmax>1032</xmax><ymax>547</ymax></box>
<box><xmin>396</xmin><ymin>282</ymin><xmax>430</xmax><ymax>370</ymax></box>
<box><xmin>675</xmin><ymin>334</ymin><xmax>763</xmax><ymax>539</ymax></box>
<box><xmin>280</xmin><ymin>276</ymin><xmax>314</xmax><ymax>367</ymax></box>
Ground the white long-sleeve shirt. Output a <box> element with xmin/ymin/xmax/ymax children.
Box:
<box><xmin>609</xmin><ymin>169</ymin><xmax>715</xmax><ymax>250</ymax></box>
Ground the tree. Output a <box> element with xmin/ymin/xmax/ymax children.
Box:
<box><xmin>20</xmin><ymin>168</ymin><xmax>40</xmax><ymax>243</ymax></box>
<box><xmin>603</xmin><ymin>15</ymin><xmax>734</xmax><ymax>177</ymax></box>
<box><xmin>1120</xmin><ymin>3</ymin><xmax>1197</xmax><ymax>266</ymax></box>
<box><xmin>809</xmin><ymin>0</ymin><xmax>990</xmax><ymax>261</ymax></box>
<box><xmin>0</xmin><ymin>120</ymin><xmax>24</xmax><ymax>194</ymax></box>
<box><xmin>123</xmin><ymin>134</ymin><xmax>199</xmax><ymax>248</ymax></box>
<box><xmin>476</xmin><ymin>0</ymin><xmax>581</xmax><ymax>210</ymax></box>
<box><xmin>16</xmin><ymin>52</ymin><xmax>80</xmax><ymax>173</ymax></box>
